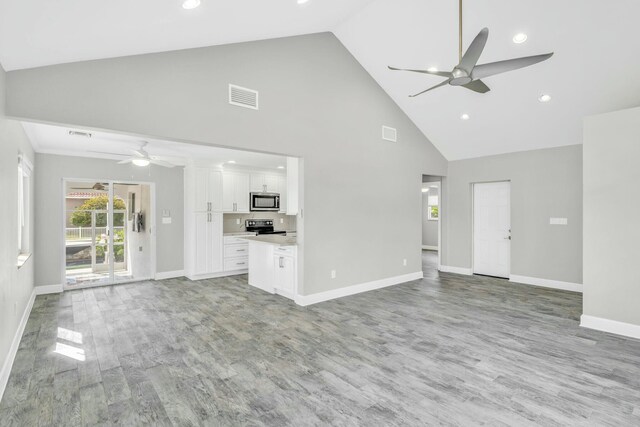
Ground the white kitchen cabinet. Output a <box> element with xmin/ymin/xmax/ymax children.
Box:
<box><xmin>278</xmin><ymin>175</ymin><xmax>287</xmax><ymax>213</ymax></box>
<box><xmin>192</xmin><ymin>212</ymin><xmax>223</xmax><ymax>276</ymax></box>
<box><xmin>194</xmin><ymin>168</ymin><xmax>222</xmax><ymax>212</ymax></box>
<box><xmin>286</xmin><ymin>157</ymin><xmax>299</xmax><ymax>215</ymax></box>
<box><xmin>185</xmin><ymin>167</ymin><xmax>224</xmax><ymax>279</ymax></box>
<box><xmin>250</xmin><ymin>172</ymin><xmax>282</xmax><ymax>193</ymax></box>
<box><xmin>222</xmin><ymin>171</ymin><xmax>250</xmax><ymax>213</ymax></box>
<box><xmin>273</xmin><ymin>252</ymin><xmax>296</xmax><ymax>298</ymax></box>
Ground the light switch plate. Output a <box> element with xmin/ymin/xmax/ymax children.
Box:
<box><xmin>550</xmin><ymin>217</ymin><xmax>568</xmax><ymax>225</ymax></box>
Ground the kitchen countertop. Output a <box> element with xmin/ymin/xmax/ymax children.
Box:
<box><xmin>223</xmin><ymin>232</ymin><xmax>258</xmax><ymax>236</ymax></box>
<box><xmin>240</xmin><ymin>235</ymin><xmax>297</xmax><ymax>247</ymax></box>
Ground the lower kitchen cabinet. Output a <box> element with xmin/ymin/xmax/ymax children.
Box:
<box><xmin>273</xmin><ymin>252</ymin><xmax>296</xmax><ymax>298</ymax></box>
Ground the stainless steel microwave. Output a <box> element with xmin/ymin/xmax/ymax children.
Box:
<box><xmin>250</xmin><ymin>192</ymin><xmax>280</xmax><ymax>211</ymax></box>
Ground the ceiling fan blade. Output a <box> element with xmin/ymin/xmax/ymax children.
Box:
<box><xmin>388</xmin><ymin>66</ymin><xmax>453</xmax><ymax>78</ymax></box>
<box><xmin>409</xmin><ymin>79</ymin><xmax>451</xmax><ymax>97</ymax></box>
<box><xmin>150</xmin><ymin>159</ymin><xmax>175</xmax><ymax>168</ymax></box>
<box><xmin>462</xmin><ymin>79</ymin><xmax>491</xmax><ymax>94</ymax></box>
<box><xmin>458</xmin><ymin>27</ymin><xmax>489</xmax><ymax>73</ymax></box>
<box><xmin>117</xmin><ymin>159</ymin><xmax>132</xmax><ymax>164</ymax></box>
<box><xmin>471</xmin><ymin>53</ymin><xmax>554</xmax><ymax>80</ymax></box>
<box><xmin>86</xmin><ymin>150</ymin><xmax>129</xmax><ymax>157</ymax></box>
<box><xmin>132</xmin><ymin>150</ymin><xmax>146</xmax><ymax>157</ymax></box>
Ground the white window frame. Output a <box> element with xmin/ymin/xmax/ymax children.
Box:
<box><xmin>18</xmin><ymin>153</ymin><xmax>33</xmax><ymax>257</ymax></box>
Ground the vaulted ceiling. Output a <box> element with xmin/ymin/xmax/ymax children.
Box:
<box><xmin>2</xmin><ymin>0</ymin><xmax>639</xmax><ymax>160</ymax></box>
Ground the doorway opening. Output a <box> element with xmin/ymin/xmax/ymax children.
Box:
<box><xmin>472</xmin><ymin>181</ymin><xmax>511</xmax><ymax>278</ymax></box>
<box><xmin>64</xmin><ymin>179</ymin><xmax>155</xmax><ymax>289</ymax></box>
<box><xmin>422</xmin><ymin>175</ymin><xmax>442</xmax><ymax>275</ymax></box>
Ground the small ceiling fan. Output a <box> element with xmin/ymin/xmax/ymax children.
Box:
<box><xmin>388</xmin><ymin>0</ymin><xmax>553</xmax><ymax>97</ymax></box>
<box><xmin>89</xmin><ymin>141</ymin><xmax>177</xmax><ymax>168</ymax></box>
<box><xmin>70</xmin><ymin>182</ymin><xmax>109</xmax><ymax>191</ymax></box>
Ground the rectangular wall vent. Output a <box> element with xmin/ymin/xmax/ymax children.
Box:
<box><xmin>382</xmin><ymin>126</ymin><xmax>397</xmax><ymax>142</ymax></box>
<box><xmin>229</xmin><ymin>84</ymin><xmax>259</xmax><ymax>110</ymax></box>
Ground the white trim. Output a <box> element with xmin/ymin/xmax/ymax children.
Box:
<box><xmin>422</xmin><ymin>245</ymin><xmax>438</xmax><ymax>251</ymax></box>
<box><xmin>295</xmin><ymin>271</ymin><xmax>423</xmax><ymax>307</ymax></box>
<box><xmin>580</xmin><ymin>315</ymin><xmax>640</xmax><ymax>340</ymax></box>
<box><xmin>438</xmin><ymin>265</ymin><xmax>473</xmax><ymax>275</ymax></box>
<box><xmin>186</xmin><ymin>270</ymin><xmax>248</xmax><ymax>281</ymax></box>
<box><xmin>509</xmin><ymin>275</ymin><xmax>582</xmax><ymax>293</ymax></box>
<box><xmin>155</xmin><ymin>270</ymin><xmax>185</xmax><ymax>280</ymax></box>
<box><xmin>0</xmin><ymin>289</ymin><xmax>36</xmax><ymax>402</ymax></box>
<box><xmin>35</xmin><ymin>284</ymin><xmax>63</xmax><ymax>295</ymax></box>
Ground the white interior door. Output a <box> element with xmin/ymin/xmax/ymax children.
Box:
<box><xmin>473</xmin><ymin>181</ymin><xmax>511</xmax><ymax>278</ymax></box>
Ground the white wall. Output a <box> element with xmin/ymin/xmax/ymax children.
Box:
<box><xmin>583</xmin><ymin>106</ymin><xmax>640</xmax><ymax>327</ymax></box>
<box><xmin>0</xmin><ymin>64</ymin><xmax>35</xmax><ymax>398</ymax></box>
<box><xmin>444</xmin><ymin>145</ymin><xmax>583</xmax><ymax>284</ymax></box>
<box><xmin>34</xmin><ymin>154</ymin><xmax>184</xmax><ymax>287</ymax></box>
<box><xmin>6</xmin><ymin>33</ymin><xmax>448</xmax><ymax>296</ymax></box>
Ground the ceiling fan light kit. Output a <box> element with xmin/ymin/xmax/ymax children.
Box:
<box><xmin>388</xmin><ymin>0</ymin><xmax>553</xmax><ymax>97</ymax></box>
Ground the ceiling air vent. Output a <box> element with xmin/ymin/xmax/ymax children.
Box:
<box><xmin>229</xmin><ymin>84</ymin><xmax>259</xmax><ymax>110</ymax></box>
<box><xmin>382</xmin><ymin>126</ymin><xmax>397</xmax><ymax>142</ymax></box>
<box><xmin>69</xmin><ymin>130</ymin><xmax>92</xmax><ymax>138</ymax></box>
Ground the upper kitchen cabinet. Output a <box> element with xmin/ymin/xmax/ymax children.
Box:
<box><xmin>186</xmin><ymin>168</ymin><xmax>222</xmax><ymax>212</ymax></box>
<box><xmin>222</xmin><ymin>171</ymin><xmax>250</xmax><ymax>212</ymax></box>
<box><xmin>250</xmin><ymin>172</ymin><xmax>281</xmax><ymax>193</ymax></box>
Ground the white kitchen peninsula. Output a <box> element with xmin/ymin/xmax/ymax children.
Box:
<box><xmin>242</xmin><ymin>235</ymin><xmax>297</xmax><ymax>299</ymax></box>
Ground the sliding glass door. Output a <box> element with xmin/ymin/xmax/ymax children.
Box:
<box><xmin>64</xmin><ymin>180</ymin><xmax>151</xmax><ymax>289</ymax></box>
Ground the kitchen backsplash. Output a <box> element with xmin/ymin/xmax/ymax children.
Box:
<box><xmin>223</xmin><ymin>213</ymin><xmax>297</xmax><ymax>234</ymax></box>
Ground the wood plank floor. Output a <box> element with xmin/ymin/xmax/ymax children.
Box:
<box><xmin>2</xmin><ymin>251</ymin><xmax>640</xmax><ymax>426</ymax></box>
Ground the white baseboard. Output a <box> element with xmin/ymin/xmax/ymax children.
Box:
<box><xmin>509</xmin><ymin>275</ymin><xmax>582</xmax><ymax>293</ymax></box>
<box><xmin>186</xmin><ymin>270</ymin><xmax>247</xmax><ymax>281</ymax></box>
<box><xmin>155</xmin><ymin>270</ymin><xmax>185</xmax><ymax>280</ymax></box>
<box><xmin>422</xmin><ymin>245</ymin><xmax>438</xmax><ymax>251</ymax></box>
<box><xmin>34</xmin><ymin>284</ymin><xmax>63</xmax><ymax>295</ymax></box>
<box><xmin>295</xmin><ymin>271</ymin><xmax>423</xmax><ymax>307</ymax></box>
<box><xmin>580</xmin><ymin>315</ymin><xmax>640</xmax><ymax>340</ymax></box>
<box><xmin>0</xmin><ymin>288</ymin><xmax>36</xmax><ymax>402</ymax></box>
<box><xmin>439</xmin><ymin>265</ymin><xmax>473</xmax><ymax>275</ymax></box>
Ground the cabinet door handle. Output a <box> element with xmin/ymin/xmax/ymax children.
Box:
<box><xmin>279</xmin><ymin>257</ymin><xmax>284</xmax><ymax>268</ymax></box>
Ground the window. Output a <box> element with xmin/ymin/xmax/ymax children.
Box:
<box><xmin>17</xmin><ymin>153</ymin><xmax>33</xmax><ymax>266</ymax></box>
<box><xmin>427</xmin><ymin>195</ymin><xmax>439</xmax><ymax>221</ymax></box>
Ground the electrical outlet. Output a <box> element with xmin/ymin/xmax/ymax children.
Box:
<box><xmin>280</xmin><ymin>218</ymin><xmax>284</xmax><ymax>224</ymax></box>
<box><xmin>236</xmin><ymin>218</ymin><xmax>241</xmax><ymax>225</ymax></box>
<box><xmin>403</xmin><ymin>259</ymin><xmax>407</xmax><ymax>266</ymax></box>
<box><xmin>331</xmin><ymin>270</ymin><xmax>336</xmax><ymax>279</ymax></box>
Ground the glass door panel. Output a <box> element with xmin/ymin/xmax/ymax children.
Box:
<box><xmin>65</xmin><ymin>181</ymin><xmax>152</xmax><ymax>288</ymax></box>
<box><xmin>64</xmin><ymin>182</ymin><xmax>112</xmax><ymax>287</ymax></box>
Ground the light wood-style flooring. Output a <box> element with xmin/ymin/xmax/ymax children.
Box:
<box><xmin>1</xmin><ymin>251</ymin><xmax>640</xmax><ymax>425</ymax></box>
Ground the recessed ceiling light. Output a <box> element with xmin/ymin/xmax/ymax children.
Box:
<box><xmin>277</xmin><ymin>166</ymin><xmax>285</xmax><ymax>169</ymax></box>
<box><xmin>538</xmin><ymin>94</ymin><xmax>552</xmax><ymax>103</ymax></box>
<box><xmin>422</xmin><ymin>188</ymin><xmax>429</xmax><ymax>193</ymax></box>
<box><xmin>297</xmin><ymin>0</ymin><xmax>310</xmax><ymax>4</ymax></box>
<box><xmin>132</xmin><ymin>158</ymin><xmax>150</xmax><ymax>167</ymax></box>
<box><xmin>227</xmin><ymin>160</ymin><xmax>236</xmax><ymax>164</ymax></box>
<box><xmin>182</xmin><ymin>0</ymin><xmax>201</xmax><ymax>9</ymax></box>
<box><xmin>513</xmin><ymin>33</ymin><xmax>528</xmax><ymax>44</ymax></box>
<box><xmin>460</xmin><ymin>113</ymin><xmax>470</xmax><ymax>120</ymax></box>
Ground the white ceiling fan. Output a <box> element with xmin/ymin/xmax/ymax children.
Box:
<box><xmin>89</xmin><ymin>141</ymin><xmax>178</xmax><ymax>168</ymax></box>
<box><xmin>388</xmin><ymin>0</ymin><xmax>553</xmax><ymax>97</ymax></box>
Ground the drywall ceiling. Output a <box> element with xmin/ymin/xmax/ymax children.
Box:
<box><xmin>22</xmin><ymin>122</ymin><xmax>287</xmax><ymax>169</ymax></box>
<box><xmin>3</xmin><ymin>0</ymin><xmax>640</xmax><ymax>160</ymax></box>
<box><xmin>336</xmin><ymin>0</ymin><xmax>640</xmax><ymax>159</ymax></box>
<box><xmin>0</xmin><ymin>0</ymin><xmax>374</xmax><ymax>70</ymax></box>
